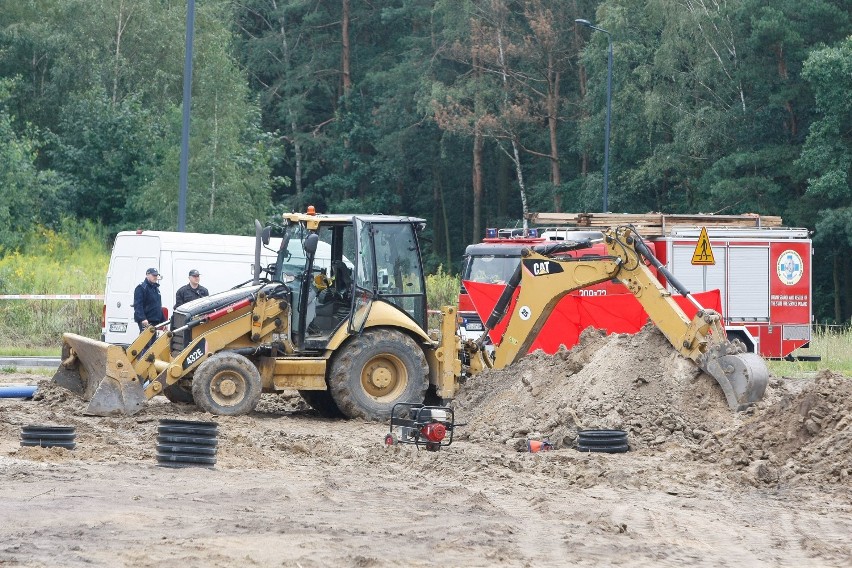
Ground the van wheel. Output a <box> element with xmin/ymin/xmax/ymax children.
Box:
<box><xmin>163</xmin><ymin>379</ymin><xmax>194</xmax><ymax>404</ymax></box>
<box><xmin>191</xmin><ymin>353</ymin><xmax>262</xmax><ymax>416</ymax></box>
<box><xmin>328</xmin><ymin>329</ymin><xmax>428</xmax><ymax>421</ymax></box>
<box><xmin>298</xmin><ymin>390</ymin><xmax>343</xmax><ymax>417</ymax></box>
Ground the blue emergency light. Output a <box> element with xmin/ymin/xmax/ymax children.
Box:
<box><xmin>486</xmin><ymin>228</ymin><xmax>498</xmax><ymax>238</ymax></box>
<box><xmin>528</xmin><ymin>228</ymin><xmax>538</xmax><ymax>237</ymax></box>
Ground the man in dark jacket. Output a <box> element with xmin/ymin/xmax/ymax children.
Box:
<box><xmin>174</xmin><ymin>269</ymin><xmax>209</xmax><ymax>310</ymax></box>
<box><xmin>134</xmin><ymin>267</ymin><xmax>165</xmax><ymax>331</ymax></box>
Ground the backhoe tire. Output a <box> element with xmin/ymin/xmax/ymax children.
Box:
<box><xmin>191</xmin><ymin>352</ymin><xmax>262</xmax><ymax>416</ymax></box>
<box><xmin>298</xmin><ymin>390</ymin><xmax>344</xmax><ymax>418</ymax></box>
<box><xmin>328</xmin><ymin>329</ymin><xmax>428</xmax><ymax>421</ymax></box>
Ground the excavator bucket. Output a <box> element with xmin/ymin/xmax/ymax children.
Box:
<box><xmin>699</xmin><ymin>343</ymin><xmax>769</xmax><ymax>412</ymax></box>
<box><xmin>52</xmin><ymin>333</ymin><xmax>147</xmax><ymax>416</ymax></box>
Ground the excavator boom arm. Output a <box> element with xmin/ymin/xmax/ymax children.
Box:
<box><xmin>491</xmin><ymin>255</ymin><xmax>622</xmax><ymax>368</ymax></box>
<box><xmin>475</xmin><ymin>226</ymin><xmax>768</xmax><ymax>411</ymax></box>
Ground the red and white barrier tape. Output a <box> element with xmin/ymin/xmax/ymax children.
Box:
<box><xmin>0</xmin><ymin>295</ymin><xmax>105</xmax><ymax>300</ymax></box>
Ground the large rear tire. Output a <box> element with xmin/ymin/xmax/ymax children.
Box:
<box><xmin>191</xmin><ymin>352</ymin><xmax>262</xmax><ymax>416</ymax></box>
<box><xmin>328</xmin><ymin>329</ymin><xmax>428</xmax><ymax>421</ymax></box>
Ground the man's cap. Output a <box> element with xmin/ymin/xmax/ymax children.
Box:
<box><xmin>188</xmin><ymin>269</ymin><xmax>201</xmax><ymax>277</ymax></box>
<box><xmin>146</xmin><ymin>267</ymin><xmax>160</xmax><ymax>276</ymax></box>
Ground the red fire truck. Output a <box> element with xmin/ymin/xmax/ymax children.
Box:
<box><xmin>459</xmin><ymin>213</ymin><xmax>815</xmax><ymax>360</ymax></box>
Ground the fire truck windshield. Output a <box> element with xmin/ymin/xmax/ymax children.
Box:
<box><xmin>466</xmin><ymin>255</ymin><xmax>521</xmax><ymax>285</ymax></box>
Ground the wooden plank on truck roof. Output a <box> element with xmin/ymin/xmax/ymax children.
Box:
<box><xmin>526</xmin><ymin>212</ymin><xmax>783</xmax><ymax>236</ymax></box>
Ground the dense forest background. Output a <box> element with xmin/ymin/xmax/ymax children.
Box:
<box><xmin>0</xmin><ymin>0</ymin><xmax>850</xmax><ymax>322</ymax></box>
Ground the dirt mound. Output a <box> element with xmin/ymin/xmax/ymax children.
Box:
<box><xmin>697</xmin><ymin>370</ymin><xmax>852</xmax><ymax>485</ymax></box>
<box><xmin>6</xmin><ymin>332</ymin><xmax>849</xmax><ymax>489</ymax></box>
<box><xmin>453</xmin><ymin>325</ymin><xmax>850</xmax><ymax>486</ymax></box>
<box><xmin>453</xmin><ymin>325</ymin><xmax>737</xmax><ymax>451</ymax></box>
<box><xmin>30</xmin><ymin>378</ymin><xmax>88</xmax><ymax>412</ymax></box>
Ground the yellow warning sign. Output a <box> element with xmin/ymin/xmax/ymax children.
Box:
<box><xmin>691</xmin><ymin>227</ymin><xmax>716</xmax><ymax>265</ymax></box>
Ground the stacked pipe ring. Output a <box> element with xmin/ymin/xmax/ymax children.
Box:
<box><xmin>156</xmin><ymin>419</ymin><xmax>218</xmax><ymax>468</ymax></box>
<box><xmin>577</xmin><ymin>429</ymin><xmax>629</xmax><ymax>453</ymax></box>
<box><xmin>20</xmin><ymin>425</ymin><xmax>77</xmax><ymax>449</ymax></box>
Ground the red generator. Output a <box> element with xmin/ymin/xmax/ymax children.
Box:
<box><xmin>459</xmin><ymin>214</ymin><xmax>815</xmax><ymax>360</ymax></box>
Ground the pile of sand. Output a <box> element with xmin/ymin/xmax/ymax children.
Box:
<box><xmin>453</xmin><ymin>325</ymin><xmax>737</xmax><ymax>451</ymax></box>
<box><xmin>453</xmin><ymin>325</ymin><xmax>850</xmax><ymax>485</ymax></box>
<box><xmin>697</xmin><ymin>370</ymin><xmax>852</xmax><ymax>485</ymax></box>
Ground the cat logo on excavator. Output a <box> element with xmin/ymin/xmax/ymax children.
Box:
<box><xmin>523</xmin><ymin>259</ymin><xmax>564</xmax><ymax>276</ymax></box>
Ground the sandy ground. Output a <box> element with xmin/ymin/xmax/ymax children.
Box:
<box><xmin>1</xmin><ymin>326</ymin><xmax>851</xmax><ymax>567</ymax></box>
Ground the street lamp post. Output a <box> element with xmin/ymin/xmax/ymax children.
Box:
<box><xmin>178</xmin><ymin>0</ymin><xmax>195</xmax><ymax>232</ymax></box>
<box><xmin>576</xmin><ymin>19</ymin><xmax>612</xmax><ymax>213</ymax></box>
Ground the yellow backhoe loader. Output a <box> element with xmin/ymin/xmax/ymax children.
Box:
<box><xmin>52</xmin><ymin>210</ymin><xmax>768</xmax><ymax>418</ymax></box>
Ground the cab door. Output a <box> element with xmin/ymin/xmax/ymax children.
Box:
<box><xmin>348</xmin><ymin>217</ymin><xmax>376</xmax><ymax>334</ymax></box>
<box><xmin>370</xmin><ymin>222</ymin><xmax>428</xmax><ymax>330</ymax></box>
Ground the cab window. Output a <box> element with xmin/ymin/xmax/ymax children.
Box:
<box><xmin>371</xmin><ymin>223</ymin><xmax>426</xmax><ymax>328</ymax></box>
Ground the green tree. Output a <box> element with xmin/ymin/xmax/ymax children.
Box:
<box><xmin>1</xmin><ymin>0</ymin><xmax>273</xmax><ymax>234</ymax></box>
<box><xmin>0</xmin><ymin>0</ymin><xmax>187</xmax><ymax>132</ymax></box>
<box><xmin>799</xmin><ymin>37</ymin><xmax>852</xmax><ymax>322</ymax></box>
<box><xmin>133</xmin><ymin>2</ymin><xmax>275</xmax><ymax>234</ymax></box>
<box><xmin>233</xmin><ymin>0</ymin><xmax>344</xmax><ymax>209</ymax></box>
<box><xmin>50</xmin><ymin>88</ymin><xmax>165</xmax><ymax>229</ymax></box>
<box><xmin>0</xmin><ymin>79</ymin><xmax>65</xmax><ymax>250</ymax></box>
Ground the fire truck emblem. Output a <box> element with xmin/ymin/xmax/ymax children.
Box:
<box><xmin>777</xmin><ymin>250</ymin><xmax>803</xmax><ymax>286</ymax></box>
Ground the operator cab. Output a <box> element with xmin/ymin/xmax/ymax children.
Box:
<box><xmin>275</xmin><ymin>211</ymin><xmax>428</xmax><ymax>351</ymax></box>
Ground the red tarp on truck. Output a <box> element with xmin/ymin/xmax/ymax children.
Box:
<box><xmin>463</xmin><ymin>280</ymin><xmax>723</xmax><ymax>355</ymax></box>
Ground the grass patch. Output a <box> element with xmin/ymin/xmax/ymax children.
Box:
<box><xmin>0</xmin><ymin>221</ymin><xmax>108</xmax><ymax>353</ymax></box>
<box><xmin>426</xmin><ymin>265</ymin><xmax>460</xmax><ymax>330</ymax></box>
<box><xmin>0</xmin><ymin>346</ymin><xmax>63</xmax><ymax>357</ymax></box>
<box><xmin>426</xmin><ymin>265</ymin><xmax>460</xmax><ymax>309</ymax></box>
<box><xmin>0</xmin><ymin>299</ymin><xmax>102</xmax><ymax>352</ymax></box>
<box><xmin>766</xmin><ymin>325</ymin><xmax>852</xmax><ymax>378</ymax></box>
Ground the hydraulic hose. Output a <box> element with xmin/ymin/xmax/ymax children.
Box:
<box><xmin>629</xmin><ymin>229</ymin><xmax>703</xmax><ymax>311</ymax></box>
<box><xmin>476</xmin><ymin>258</ymin><xmax>524</xmax><ymax>350</ymax></box>
<box><xmin>531</xmin><ymin>238</ymin><xmax>594</xmax><ymax>256</ymax></box>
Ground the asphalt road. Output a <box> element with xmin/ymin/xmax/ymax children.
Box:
<box><xmin>0</xmin><ymin>357</ymin><xmax>60</xmax><ymax>369</ymax></box>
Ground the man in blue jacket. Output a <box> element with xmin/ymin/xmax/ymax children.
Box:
<box><xmin>134</xmin><ymin>267</ymin><xmax>165</xmax><ymax>332</ymax></box>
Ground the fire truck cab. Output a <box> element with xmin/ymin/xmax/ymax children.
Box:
<box><xmin>458</xmin><ymin>227</ymin><xmax>614</xmax><ymax>340</ymax></box>
<box><xmin>458</xmin><ymin>227</ymin><xmax>629</xmax><ymax>339</ymax></box>
<box><xmin>459</xmin><ymin>214</ymin><xmax>815</xmax><ymax>360</ymax></box>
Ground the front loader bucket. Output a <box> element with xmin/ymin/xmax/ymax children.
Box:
<box><xmin>53</xmin><ymin>333</ymin><xmax>147</xmax><ymax>416</ymax></box>
<box><xmin>699</xmin><ymin>347</ymin><xmax>769</xmax><ymax>412</ymax></box>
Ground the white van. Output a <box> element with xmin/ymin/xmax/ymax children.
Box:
<box><xmin>102</xmin><ymin>230</ymin><xmax>280</xmax><ymax>345</ymax></box>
